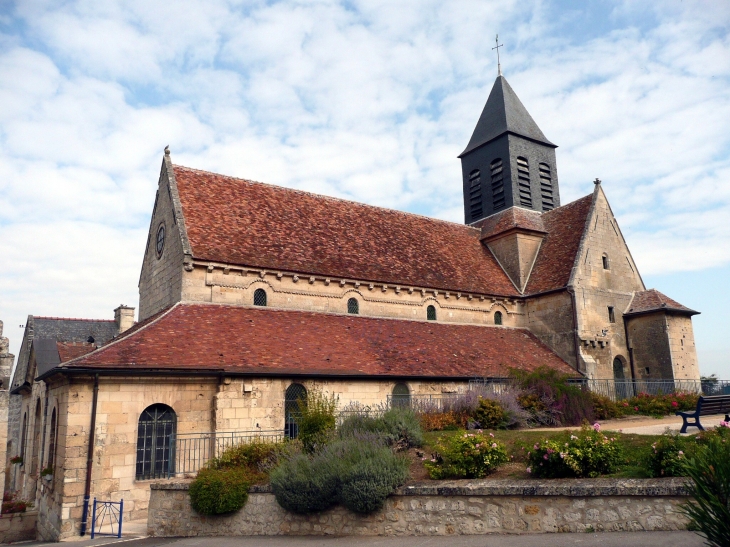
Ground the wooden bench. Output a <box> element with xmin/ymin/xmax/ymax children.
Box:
<box><xmin>676</xmin><ymin>395</ymin><xmax>730</xmax><ymax>433</ymax></box>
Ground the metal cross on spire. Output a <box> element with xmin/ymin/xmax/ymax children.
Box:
<box><xmin>492</xmin><ymin>34</ymin><xmax>504</xmax><ymax>76</ymax></box>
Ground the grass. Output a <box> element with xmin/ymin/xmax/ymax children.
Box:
<box><xmin>421</xmin><ymin>429</ymin><xmax>664</xmax><ymax>479</ymax></box>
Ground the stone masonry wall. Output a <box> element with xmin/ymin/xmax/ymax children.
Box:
<box><xmin>181</xmin><ymin>264</ymin><xmax>523</xmax><ymax>329</ymax></box>
<box><xmin>0</xmin><ymin>511</ymin><xmax>38</xmax><ymax>543</ymax></box>
<box><xmin>571</xmin><ymin>186</ymin><xmax>646</xmax><ymax>379</ymax></box>
<box><xmin>0</xmin><ymin>321</ymin><xmax>13</xmax><ymax>493</ymax></box>
<box><xmin>666</xmin><ymin>315</ymin><xmax>700</xmax><ymax>381</ymax></box>
<box><xmin>148</xmin><ymin>479</ymin><xmax>690</xmax><ymax>537</ymax></box>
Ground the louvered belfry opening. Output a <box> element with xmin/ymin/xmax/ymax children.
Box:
<box><xmin>468</xmin><ymin>169</ymin><xmax>482</xmax><ymax>219</ymax></box>
<box><xmin>490</xmin><ymin>159</ymin><xmax>505</xmax><ymax>211</ymax></box>
<box><xmin>516</xmin><ymin>156</ymin><xmax>533</xmax><ymax>208</ymax></box>
<box><xmin>539</xmin><ymin>163</ymin><xmax>554</xmax><ymax>211</ymax></box>
<box><xmin>136</xmin><ymin>404</ymin><xmax>176</xmax><ymax>480</ymax></box>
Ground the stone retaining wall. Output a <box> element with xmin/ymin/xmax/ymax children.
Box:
<box><xmin>148</xmin><ymin>479</ymin><xmax>690</xmax><ymax>537</ymax></box>
<box><xmin>0</xmin><ymin>511</ymin><xmax>38</xmax><ymax>543</ymax></box>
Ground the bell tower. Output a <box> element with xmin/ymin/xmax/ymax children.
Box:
<box><xmin>459</xmin><ymin>75</ymin><xmax>560</xmax><ymax>224</ymax></box>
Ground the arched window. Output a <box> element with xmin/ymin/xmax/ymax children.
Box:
<box><xmin>427</xmin><ymin>305</ymin><xmax>436</xmax><ymax>321</ymax></box>
<box><xmin>516</xmin><ymin>156</ymin><xmax>533</xmax><ymax>207</ymax></box>
<box><xmin>490</xmin><ymin>159</ymin><xmax>505</xmax><ymax>210</ymax></box>
<box><xmin>538</xmin><ymin>163</ymin><xmax>554</xmax><ymax>211</ymax></box>
<box><xmin>253</xmin><ymin>288</ymin><xmax>267</xmax><ymax>306</ymax></box>
<box><xmin>136</xmin><ymin>404</ymin><xmax>176</xmax><ymax>480</ymax></box>
<box><xmin>468</xmin><ymin>169</ymin><xmax>482</xmax><ymax>220</ymax></box>
<box><xmin>284</xmin><ymin>383</ymin><xmax>307</xmax><ymax>439</ymax></box>
<box><xmin>47</xmin><ymin>408</ymin><xmax>57</xmax><ymax>471</ymax></box>
<box><xmin>613</xmin><ymin>358</ymin><xmax>625</xmax><ymax>380</ymax></box>
<box><xmin>494</xmin><ymin>311</ymin><xmax>503</xmax><ymax>325</ymax></box>
<box><xmin>31</xmin><ymin>399</ymin><xmax>42</xmax><ymax>475</ymax></box>
<box><xmin>602</xmin><ymin>254</ymin><xmax>610</xmax><ymax>270</ymax></box>
<box><xmin>392</xmin><ymin>383</ymin><xmax>411</xmax><ymax>407</ymax></box>
<box><xmin>347</xmin><ymin>298</ymin><xmax>359</xmax><ymax>314</ymax></box>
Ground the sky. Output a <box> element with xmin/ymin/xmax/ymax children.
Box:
<box><xmin>0</xmin><ymin>0</ymin><xmax>728</xmax><ymax>377</ymax></box>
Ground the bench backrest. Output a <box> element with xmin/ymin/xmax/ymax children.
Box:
<box><xmin>698</xmin><ymin>395</ymin><xmax>730</xmax><ymax>415</ymax></box>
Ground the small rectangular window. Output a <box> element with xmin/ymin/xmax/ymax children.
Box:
<box><xmin>608</xmin><ymin>306</ymin><xmax>615</xmax><ymax>323</ymax></box>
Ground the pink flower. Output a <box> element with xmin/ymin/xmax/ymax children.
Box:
<box><xmin>560</xmin><ymin>453</ymin><xmax>565</xmax><ymax>459</ymax></box>
<box><xmin>526</xmin><ymin>467</ymin><xmax>531</xmax><ymax>473</ymax></box>
<box><xmin>543</xmin><ymin>454</ymin><xmax>549</xmax><ymax>460</ymax></box>
<box><xmin>678</xmin><ymin>450</ymin><xmax>684</xmax><ymax>455</ymax></box>
<box><xmin>593</xmin><ymin>422</ymin><xmax>601</xmax><ymax>432</ymax></box>
<box><xmin>534</xmin><ymin>444</ymin><xmax>539</xmax><ymax>450</ymax></box>
<box><xmin>570</xmin><ymin>435</ymin><xmax>578</xmax><ymax>440</ymax></box>
<box><xmin>672</xmin><ymin>401</ymin><xmax>678</xmax><ymax>407</ymax></box>
<box><xmin>491</xmin><ymin>443</ymin><xmax>498</xmax><ymax>448</ymax></box>
<box><xmin>489</xmin><ymin>433</ymin><xmax>495</xmax><ymax>438</ymax></box>
<box><xmin>634</xmin><ymin>407</ymin><xmax>639</xmax><ymax>411</ymax></box>
<box><xmin>477</xmin><ymin>429</ymin><xmax>483</xmax><ymax>434</ymax></box>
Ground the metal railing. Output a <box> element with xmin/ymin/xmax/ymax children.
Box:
<box><xmin>168</xmin><ymin>429</ymin><xmax>285</xmax><ymax>477</ymax></box>
<box><xmin>90</xmin><ymin>498</ymin><xmax>123</xmax><ymax>539</ymax></box>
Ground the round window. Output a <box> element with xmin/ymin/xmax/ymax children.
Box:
<box><xmin>156</xmin><ymin>224</ymin><xmax>166</xmax><ymax>258</ymax></box>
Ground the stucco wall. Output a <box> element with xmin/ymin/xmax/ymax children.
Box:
<box><xmin>148</xmin><ymin>479</ymin><xmax>690</xmax><ymax>537</ymax></box>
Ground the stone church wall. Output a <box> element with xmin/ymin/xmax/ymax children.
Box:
<box><xmin>0</xmin><ymin>321</ymin><xmax>14</xmax><ymax>493</ymax></box>
<box><xmin>627</xmin><ymin>313</ymin><xmax>674</xmax><ymax>380</ymax></box>
<box><xmin>665</xmin><ymin>315</ymin><xmax>700</xmax><ymax>381</ymax></box>
<box><xmin>524</xmin><ymin>291</ymin><xmax>576</xmax><ymax>369</ymax></box>
<box><xmin>570</xmin><ymin>187</ymin><xmax>645</xmax><ymax>379</ymax></box>
<box><xmin>138</xmin><ymin>160</ymin><xmax>186</xmax><ymax>322</ymax></box>
<box><xmin>181</xmin><ymin>264</ymin><xmax>523</xmax><ymax>328</ymax></box>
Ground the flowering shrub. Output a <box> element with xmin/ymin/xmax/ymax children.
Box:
<box><xmin>525</xmin><ymin>424</ymin><xmax>623</xmax><ymax>478</ymax></box>
<box><xmin>424</xmin><ymin>431</ymin><xmax>508</xmax><ymax>479</ymax></box>
<box><xmin>419</xmin><ymin>411</ymin><xmax>461</xmax><ymax>432</ymax></box>
<box><xmin>591</xmin><ymin>391</ymin><xmax>700</xmax><ymax>420</ymax></box>
<box><xmin>645</xmin><ymin>432</ymin><xmax>690</xmax><ymax>477</ymax></box>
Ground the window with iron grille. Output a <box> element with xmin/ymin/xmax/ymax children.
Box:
<box><xmin>347</xmin><ymin>298</ymin><xmax>359</xmax><ymax>314</ymax></box>
<box><xmin>392</xmin><ymin>383</ymin><xmax>411</xmax><ymax>407</ymax></box>
<box><xmin>284</xmin><ymin>383</ymin><xmax>307</xmax><ymax>439</ymax></box>
<box><xmin>253</xmin><ymin>288</ymin><xmax>267</xmax><ymax>306</ymax></box>
<box><xmin>136</xmin><ymin>404</ymin><xmax>176</xmax><ymax>480</ymax></box>
<box><xmin>490</xmin><ymin>158</ymin><xmax>505</xmax><ymax>210</ymax></box>
<box><xmin>494</xmin><ymin>311</ymin><xmax>503</xmax><ymax>325</ymax></box>
<box><xmin>516</xmin><ymin>156</ymin><xmax>533</xmax><ymax>208</ymax></box>
<box><xmin>468</xmin><ymin>169</ymin><xmax>482</xmax><ymax>219</ymax></box>
<box><xmin>427</xmin><ymin>305</ymin><xmax>436</xmax><ymax>321</ymax></box>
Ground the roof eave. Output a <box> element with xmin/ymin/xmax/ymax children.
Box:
<box><xmin>458</xmin><ymin>130</ymin><xmax>557</xmax><ymax>158</ymax></box>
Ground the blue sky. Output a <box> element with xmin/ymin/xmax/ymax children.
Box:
<box><xmin>0</xmin><ymin>0</ymin><xmax>728</xmax><ymax>376</ymax></box>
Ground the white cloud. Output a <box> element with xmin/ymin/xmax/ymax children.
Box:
<box><xmin>0</xmin><ymin>0</ymin><xmax>729</xmax><ymax>362</ymax></box>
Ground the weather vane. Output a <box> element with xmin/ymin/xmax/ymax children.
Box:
<box><xmin>493</xmin><ymin>34</ymin><xmax>503</xmax><ymax>76</ymax></box>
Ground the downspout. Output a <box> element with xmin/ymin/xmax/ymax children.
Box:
<box><xmin>623</xmin><ymin>318</ymin><xmax>636</xmax><ymax>381</ymax></box>
<box><xmin>79</xmin><ymin>374</ymin><xmax>99</xmax><ymax>536</ymax></box>
<box><xmin>566</xmin><ymin>286</ymin><xmax>586</xmax><ymax>376</ymax></box>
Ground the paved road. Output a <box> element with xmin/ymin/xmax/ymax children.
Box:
<box><xmin>27</xmin><ymin>531</ymin><xmax>707</xmax><ymax>547</ymax></box>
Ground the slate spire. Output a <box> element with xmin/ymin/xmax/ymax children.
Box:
<box><xmin>460</xmin><ymin>75</ymin><xmax>560</xmax><ymax>224</ymax></box>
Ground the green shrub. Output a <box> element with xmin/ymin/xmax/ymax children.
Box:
<box><xmin>425</xmin><ymin>431</ymin><xmax>509</xmax><ymax>479</ymax></box>
<box><xmin>208</xmin><ymin>440</ymin><xmax>287</xmax><ymax>481</ymax></box>
<box><xmin>526</xmin><ymin>424</ymin><xmax>622</xmax><ymax>478</ymax></box>
<box><xmin>271</xmin><ymin>437</ymin><xmax>409</xmax><ymax>515</ymax></box>
<box><xmin>339</xmin><ymin>407</ymin><xmax>423</xmax><ymax>449</ymax></box>
<box><xmin>269</xmin><ymin>452</ymin><xmax>340</xmax><ymax>513</ymax></box>
<box><xmin>645</xmin><ymin>432</ymin><xmax>692</xmax><ymax>478</ymax></box>
<box><xmin>340</xmin><ymin>451</ymin><xmax>409</xmax><ymax>514</ymax></box>
<box><xmin>296</xmin><ymin>389</ymin><xmax>338</xmax><ymax>452</ymax></box>
<box><xmin>472</xmin><ymin>398</ymin><xmax>507</xmax><ymax>429</ymax></box>
<box><xmin>189</xmin><ymin>467</ymin><xmax>250</xmax><ymax>515</ymax></box>
<box><xmin>679</xmin><ymin>434</ymin><xmax>730</xmax><ymax>547</ymax></box>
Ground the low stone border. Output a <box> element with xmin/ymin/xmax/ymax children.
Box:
<box><xmin>148</xmin><ymin>478</ymin><xmax>691</xmax><ymax>537</ymax></box>
<box><xmin>0</xmin><ymin>511</ymin><xmax>38</xmax><ymax>543</ymax></box>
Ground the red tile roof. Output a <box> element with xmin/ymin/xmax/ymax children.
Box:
<box><xmin>59</xmin><ymin>303</ymin><xmax>575</xmax><ymax>379</ymax></box>
<box><xmin>56</xmin><ymin>342</ymin><xmax>96</xmax><ymax>362</ymax></box>
<box><xmin>524</xmin><ymin>194</ymin><xmax>594</xmax><ymax>294</ymax></box>
<box><xmin>173</xmin><ymin>165</ymin><xmax>519</xmax><ymax>296</ymax></box>
<box><xmin>475</xmin><ymin>207</ymin><xmax>546</xmax><ymax>241</ymax></box>
<box><xmin>626</xmin><ymin>289</ymin><xmax>698</xmax><ymax>316</ymax></box>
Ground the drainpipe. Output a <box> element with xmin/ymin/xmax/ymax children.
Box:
<box><xmin>79</xmin><ymin>374</ymin><xmax>99</xmax><ymax>536</ymax></box>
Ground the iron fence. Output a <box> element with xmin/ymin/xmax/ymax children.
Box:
<box><xmin>168</xmin><ymin>429</ymin><xmax>285</xmax><ymax>476</ymax></box>
<box><xmin>90</xmin><ymin>498</ymin><xmax>123</xmax><ymax>539</ymax></box>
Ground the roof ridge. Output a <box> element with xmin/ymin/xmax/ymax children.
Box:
<box><xmin>173</xmin><ymin>164</ymin><xmax>480</xmax><ymax>233</ymax></box>
<box><xmin>33</xmin><ymin>316</ymin><xmax>115</xmax><ymax>322</ymax></box>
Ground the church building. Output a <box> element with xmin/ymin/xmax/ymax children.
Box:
<box><xmin>8</xmin><ymin>74</ymin><xmax>700</xmax><ymax>540</ymax></box>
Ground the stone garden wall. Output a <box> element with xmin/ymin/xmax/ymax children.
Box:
<box><xmin>0</xmin><ymin>511</ymin><xmax>38</xmax><ymax>543</ymax></box>
<box><xmin>148</xmin><ymin>478</ymin><xmax>690</xmax><ymax>537</ymax></box>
